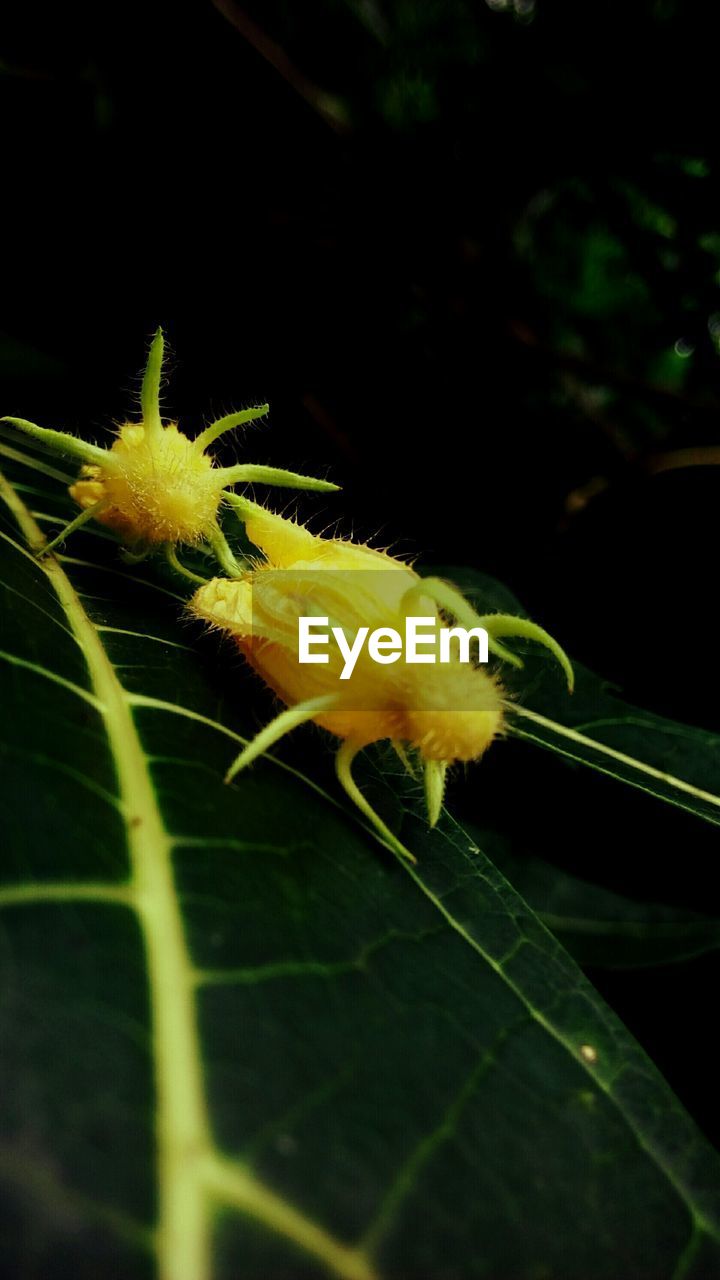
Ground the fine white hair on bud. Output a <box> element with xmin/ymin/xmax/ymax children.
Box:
<box><xmin>1</xmin><ymin>329</ymin><xmax>339</xmax><ymax>579</ymax></box>
<box><xmin>191</xmin><ymin>495</ymin><xmax>574</xmax><ymax>862</ymax></box>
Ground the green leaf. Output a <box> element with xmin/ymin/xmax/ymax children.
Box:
<box><xmin>447</xmin><ymin>565</ymin><xmax>720</xmax><ymax>832</ymax></box>
<box><xmin>1</xmin><ymin>466</ymin><xmax>720</xmax><ymax>1279</ymax></box>
<box><xmin>468</xmin><ymin>826</ymin><xmax>720</xmax><ymax>969</ymax></box>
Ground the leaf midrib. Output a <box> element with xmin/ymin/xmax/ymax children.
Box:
<box><xmin>0</xmin><ymin>471</ymin><xmax>377</xmax><ymax>1280</ymax></box>
<box><xmin>0</xmin><ymin>472</ymin><xmax>214</xmax><ymax>1280</ymax></box>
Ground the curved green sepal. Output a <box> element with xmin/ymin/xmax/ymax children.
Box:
<box><xmin>225</xmin><ymin>695</ymin><xmax>339</xmax><ymax>783</ymax></box>
<box><xmin>404</xmin><ymin>577</ymin><xmax>523</xmax><ymax>669</ymax></box>
<box><xmin>193</xmin><ymin>405</ymin><xmax>270</xmax><ymax>453</ymax></box>
<box><xmin>215</xmin><ymin>463</ymin><xmax>339</xmax><ymax>493</ymax></box>
<box><xmin>39</xmin><ymin>498</ymin><xmax>109</xmax><ymax>557</ymax></box>
<box><xmin>141</xmin><ymin>328</ymin><xmax>165</xmax><ymax>438</ymax></box>
<box><xmin>165</xmin><ymin>544</ymin><xmax>210</xmax><ymax>586</ymax></box>
<box><xmin>205</xmin><ymin>525</ymin><xmax>245</xmax><ymax>578</ymax></box>
<box><xmin>336</xmin><ymin>739</ymin><xmax>417</xmax><ymax>863</ymax></box>
<box><xmin>424</xmin><ymin>759</ymin><xmax>448</xmax><ymax>827</ymax></box>
<box><xmin>474</xmin><ymin>613</ymin><xmax>574</xmax><ymax>692</ymax></box>
<box><xmin>1</xmin><ymin>417</ymin><xmax>111</xmax><ymax>469</ymax></box>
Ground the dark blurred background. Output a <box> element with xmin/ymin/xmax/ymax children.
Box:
<box><xmin>3</xmin><ymin>0</ymin><xmax>720</xmax><ymax>1142</ymax></box>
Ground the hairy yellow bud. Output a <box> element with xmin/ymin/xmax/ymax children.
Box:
<box><xmin>192</xmin><ymin>496</ymin><xmax>572</xmax><ymax>861</ymax></box>
<box><xmin>70</xmin><ymin>423</ymin><xmax>219</xmax><ymax>545</ymax></box>
<box><xmin>2</xmin><ymin>329</ymin><xmax>339</xmax><ymax>576</ymax></box>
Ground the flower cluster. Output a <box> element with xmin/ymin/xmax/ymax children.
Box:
<box><xmin>3</xmin><ymin>329</ymin><xmax>573</xmax><ymax>860</ymax></box>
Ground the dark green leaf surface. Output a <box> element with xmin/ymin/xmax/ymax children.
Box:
<box><xmin>469</xmin><ymin>826</ymin><xmax>720</xmax><ymax>969</ymax></box>
<box><xmin>1</xmin><ymin>468</ymin><xmax>720</xmax><ymax>1280</ymax></box>
<box><xmin>450</xmin><ymin>566</ymin><xmax>720</xmax><ymax>832</ymax></box>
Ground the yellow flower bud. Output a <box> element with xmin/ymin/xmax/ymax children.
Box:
<box><xmin>2</xmin><ymin>330</ymin><xmax>339</xmax><ymax>576</ymax></box>
<box><xmin>192</xmin><ymin>496</ymin><xmax>572</xmax><ymax>861</ymax></box>
<box><xmin>192</xmin><ymin>564</ymin><xmax>504</xmax><ymax>763</ymax></box>
<box><xmin>70</xmin><ymin>422</ymin><xmax>219</xmax><ymax>546</ymax></box>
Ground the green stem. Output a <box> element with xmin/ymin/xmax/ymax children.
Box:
<box><xmin>205</xmin><ymin>525</ymin><xmax>243</xmax><ymax>578</ymax></box>
<box><xmin>165</xmin><ymin>545</ymin><xmax>210</xmax><ymax>586</ymax></box>
<box><xmin>40</xmin><ymin>498</ymin><xmax>109</xmax><ymax>556</ymax></box>
<box><xmin>120</xmin><ymin>546</ymin><xmax>151</xmax><ymax>565</ymax></box>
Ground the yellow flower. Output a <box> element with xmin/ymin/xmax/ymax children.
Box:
<box><xmin>69</xmin><ymin>423</ymin><xmax>220</xmax><ymax>547</ymax></box>
<box><xmin>2</xmin><ymin>330</ymin><xmax>338</xmax><ymax>577</ymax></box>
<box><xmin>192</xmin><ymin>571</ymin><xmax>503</xmax><ymax>762</ymax></box>
<box><xmin>191</xmin><ymin>495</ymin><xmax>573</xmax><ymax>861</ymax></box>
